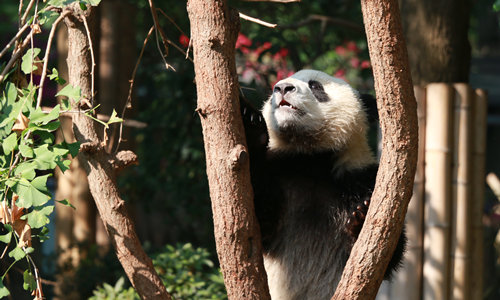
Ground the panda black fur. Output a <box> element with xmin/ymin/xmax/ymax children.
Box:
<box><xmin>241</xmin><ymin>70</ymin><xmax>406</xmax><ymax>300</ymax></box>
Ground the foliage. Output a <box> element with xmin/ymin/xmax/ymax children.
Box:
<box><xmin>0</xmin><ymin>0</ymin><xmax>111</xmax><ymax>297</ymax></box>
<box><xmin>494</xmin><ymin>0</ymin><xmax>500</xmax><ymax>11</ymax></box>
<box><xmin>90</xmin><ymin>277</ymin><xmax>139</xmax><ymax>300</ymax></box>
<box><xmin>90</xmin><ymin>243</ymin><xmax>227</xmax><ymax>300</ymax></box>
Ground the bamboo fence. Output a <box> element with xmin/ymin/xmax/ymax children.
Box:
<box><xmin>376</xmin><ymin>83</ymin><xmax>488</xmax><ymax>300</ymax></box>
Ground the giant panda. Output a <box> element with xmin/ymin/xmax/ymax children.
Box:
<box><xmin>240</xmin><ymin>70</ymin><xmax>406</xmax><ymax>300</ymax></box>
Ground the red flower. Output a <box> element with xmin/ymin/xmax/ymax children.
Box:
<box><xmin>278</xmin><ymin>48</ymin><xmax>289</xmax><ymax>57</ymax></box>
<box><xmin>346</xmin><ymin>41</ymin><xmax>359</xmax><ymax>53</ymax></box>
<box><xmin>334</xmin><ymin>69</ymin><xmax>346</xmax><ymax>79</ymax></box>
<box><xmin>335</xmin><ymin>46</ymin><xmax>347</xmax><ymax>56</ymax></box>
<box><xmin>179</xmin><ymin>34</ymin><xmax>190</xmax><ymax>48</ymax></box>
<box><xmin>361</xmin><ymin>60</ymin><xmax>371</xmax><ymax>69</ymax></box>
<box><xmin>350</xmin><ymin>57</ymin><xmax>360</xmax><ymax>68</ymax></box>
<box><xmin>236</xmin><ymin>33</ymin><xmax>252</xmax><ymax>49</ymax></box>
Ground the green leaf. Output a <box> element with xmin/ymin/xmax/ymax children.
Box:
<box><xmin>8</xmin><ymin>246</ymin><xmax>26</xmax><ymax>261</ymax></box>
<box><xmin>79</xmin><ymin>1</ymin><xmax>88</xmax><ymax>10</ymax></box>
<box><xmin>5</xmin><ymin>178</ymin><xmax>18</xmax><ymax>188</ymax></box>
<box><xmin>22</xmin><ymin>205</ymin><xmax>54</xmax><ymax>228</ymax></box>
<box><xmin>21</xmin><ymin>48</ymin><xmax>41</xmax><ymax>74</ymax></box>
<box><xmin>56</xmin><ymin>199</ymin><xmax>76</xmax><ymax>209</ymax></box>
<box><xmin>5</xmin><ymin>81</ymin><xmax>17</xmax><ymax>103</ymax></box>
<box><xmin>56</xmin><ymin>84</ymin><xmax>81</xmax><ymax>102</ymax></box>
<box><xmin>23</xmin><ymin>270</ymin><xmax>36</xmax><ymax>291</ymax></box>
<box><xmin>48</xmin><ymin>68</ymin><xmax>66</xmax><ymax>85</ymax></box>
<box><xmin>108</xmin><ymin>110</ymin><xmax>123</xmax><ymax>125</ymax></box>
<box><xmin>33</xmin><ymin>131</ymin><xmax>55</xmax><ymax>144</ymax></box>
<box><xmin>0</xmin><ymin>232</ymin><xmax>12</xmax><ymax>244</ymax></box>
<box><xmin>31</xmin><ymin>174</ymin><xmax>51</xmax><ymax>193</ymax></box>
<box><xmin>14</xmin><ymin>162</ymin><xmax>37</xmax><ymax>180</ymax></box>
<box><xmin>33</xmin><ymin>145</ymin><xmax>68</xmax><ymax>170</ymax></box>
<box><xmin>29</xmin><ymin>105</ymin><xmax>60</xmax><ymax>125</ymax></box>
<box><xmin>37</xmin><ymin>226</ymin><xmax>50</xmax><ymax>242</ymax></box>
<box><xmin>0</xmin><ymin>82</ymin><xmax>20</xmax><ymax>137</ymax></box>
<box><xmin>38</xmin><ymin>9</ymin><xmax>59</xmax><ymax>26</ymax></box>
<box><xmin>14</xmin><ymin>178</ymin><xmax>51</xmax><ymax>208</ymax></box>
<box><xmin>0</xmin><ymin>280</ymin><xmax>9</xmax><ymax>298</ymax></box>
<box><xmin>64</xmin><ymin>141</ymin><xmax>80</xmax><ymax>158</ymax></box>
<box><xmin>19</xmin><ymin>142</ymin><xmax>34</xmax><ymax>158</ymax></box>
<box><xmin>2</xmin><ymin>133</ymin><xmax>17</xmax><ymax>154</ymax></box>
<box><xmin>31</xmin><ymin>120</ymin><xmax>60</xmax><ymax>132</ymax></box>
<box><xmin>60</xmin><ymin>98</ymin><xmax>70</xmax><ymax>111</ymax></box>
<box><xmin>56</xmin><ymin>158</ymin><xmax>71</xmax><ymax>173</ymax></box>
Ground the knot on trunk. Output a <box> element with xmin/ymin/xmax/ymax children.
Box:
<box><xmin>109</xmin><ymin>150</ymin><xmax>138</xmax><ymax>172</ymax></box>
<box><xmin>229</xmin><ymin>144</ymin><xmax>248</xmax><ymax>170</ymax></box>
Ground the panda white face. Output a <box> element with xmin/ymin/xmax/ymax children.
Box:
<box><xmin>262</xmin><ymin>70</ymin><xmax>370</xmax><ymax>159</ymax></box>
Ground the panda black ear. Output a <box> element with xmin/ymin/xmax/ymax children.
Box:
<box><xmin>359</xmin><ymin>93</ymin><xmax>379</xmax><ymax>124</ymax></box>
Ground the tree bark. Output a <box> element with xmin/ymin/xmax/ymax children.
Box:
<box><xmin>332</xmin><ymin>0</ymin><xmax>418</xmax><ymax>299</ymax></box>
<box><xmin>400</xmin><ymin>0</ymin><xmax>471</xmax><ymax>85</ymax></box>
<box><xmin>63</xmin><ymin>5</ymin><xmax>171</xmax><ymax>300</ymax></box>
<box><xmin>186</xmin><ymin>1</ymin><xmax>271</xmax><ymax>299</ymax></box>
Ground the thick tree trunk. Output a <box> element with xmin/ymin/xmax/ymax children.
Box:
<box><xmin>63</xmin><ymin>5</ymin><xmax>171</xmax><ymax>300</ymax></box>
<box><xmin>332</xmin><ymin>0</ymin><xmax>418</xmax><ymax>299</ymax></box>
<box><xmin>400</xmin><ymin>0</ymin><xmax>471</xmax><ymax>85</ymax></box>
<box><xmin>187</xmin><ymin>1</ymin><xmax>271</xmax><ymax>299</ymax></box>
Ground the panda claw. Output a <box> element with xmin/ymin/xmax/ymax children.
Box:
<box><xmin>243</xmin><ymin>107</ymin><xmax>247</xmax><ymax>115</ymax></box>
<box><xmin>347</xmin><ymin>198</ymin><xmax>371</xmax><ymax>238</ymax></box>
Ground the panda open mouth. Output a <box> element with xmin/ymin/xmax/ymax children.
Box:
<box><xmin>279</xmin><ymin>99</ymin><xmax>297</xmax><ymax>109</ymax></box>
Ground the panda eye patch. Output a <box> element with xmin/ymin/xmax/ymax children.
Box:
<box><xmin>308</xmin><ymin>80</ymin><xmax>330</xmax><ymax>102</ymax></box>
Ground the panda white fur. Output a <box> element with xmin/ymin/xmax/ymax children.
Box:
<box><xmin>241</xmin><ymin>70</ymin><xmax>405</xmax><ymax>300</ymax></box>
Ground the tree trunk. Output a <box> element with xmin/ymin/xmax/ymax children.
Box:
<box><xmin>332</xmin><ymin>0</ymin><xmax>418</xmax><ymax>299</ymax></box>
<box><xmin>63</xmin><ymin>5</ymin><xmax>171</xmax><ymax>300</ymax></box>
<box><xmin>400</xmin><ymin>0</ymin><xmax>471</xmax><ymax>85</ymax></box>
<box><xmin>186</xmin><ymin>1</ymin><xmax>271</xmax><ymax>299</ymax></box>
<box><xmin>55</xmin><ymin>23</ymin><xmax>97</xmax><ymax>300</ymax></box>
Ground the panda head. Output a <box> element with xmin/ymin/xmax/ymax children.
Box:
<box><xmin>262</xmin><ymin>69</ymin><xmax>375</xmax><ymax>169</ymax></box>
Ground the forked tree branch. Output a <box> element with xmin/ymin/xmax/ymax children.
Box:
<box><xmin>62</xmin><ymin>4</ymin><xmax>171</xmax><ymax>299</ymax></box>
<box><xmin>332</xmin><ymin>0</ymin><xmax>418</xmax><ymax>299</ymax></box>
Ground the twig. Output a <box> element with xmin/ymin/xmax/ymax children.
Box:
<box><xmin>155</xmin><ymin>8</ymin><xmax>187</xmax><ymax>37</ymax></box>
<box><xmin>147</xmin><ymin>0</ymin><xmax>175</xmax><ymax>70</ymax></box>
<box><xmin>280</xmin><ymin>14</ymin><xmax>364</xmax><ymax>33</ymax></box>
<box><xmin>0</xmin><ymin>30</ymin><xmax>34</xmax><ymax>84</ymax></box>
<box><xmin>239</xmin><ymin>12</ymin><xmax>277</xmax><ymax>28</ymax></box>
<box><xmin>20</xmin><ymin>0</ymin><xmax>36</xmax><ymax>26</ymax></box>
<box><xmin>18</xmin><ymin>0</ymin><xmax>24</xmax><ymax>27</ymax></box>
<box><xmin>26</xmin><ymin>252</ymin><xmax>43</xmax><ymax>298</ymax></box>
<box><xmin>114</xmin><ymin>25</ymin><xmax>154</xmax><ymax>152</ymax></box>
<box><xmin>82</xmin><ymin>14</ymin><xmax>96</xmax><ymax>106</ymax></box>
<box><xmin>243</xmin><ymin>0</ymin><xmax>301</xmax><ymax>2</ymax></box>
<box><xmin>487</xmin><ymin>173</ymin><xmax>500</xmax><ymax>201</ymax></box>
<box><xmin>42</xmin><ymin>106</ymin><xmax>148</xmax><ymax>129</ymax></box>
<box><xmin>155</xmin><ymin>8</ymin><xmax>194</xmax><ymax>61</ymax></box>
<box><xmin>28</xmin><ymin>1</ymin><xmax>40</xmax><ymax>86</ymax></box>
<box><xmin>0</xmin><ymin>21</ymin><xmax>31</xmax><ymax>60</ymax></box>
<box><xmin>36</xmin><ymin>10</ymin><xmax>71</xmax><ymax>109</ymax></box>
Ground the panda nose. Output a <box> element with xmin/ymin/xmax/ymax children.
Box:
<box><xmin>274</xmin><ymin>83</ymin><xmax>296</xmax><ymax>96</ymax></box>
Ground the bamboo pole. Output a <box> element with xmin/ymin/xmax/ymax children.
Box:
<box><xmin>423</xmin><ymin>83</ymin><xmax>454</xmax><ymax>300</ymax></box>
<box><xmin>470</xmin><ymin>89</ymin><xmax>488</xmax><ymax>299</ymax></box>
<box><xmin>389</xmin><ymin>86</ymin><xmax>426</xmax><ymax>300</ymax></box>
<box><xmin>451</xmin><ymin>84</ymin><xmax>473</xmax><ymax>299</ymax></box>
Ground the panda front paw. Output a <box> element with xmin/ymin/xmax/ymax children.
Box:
<box><xmin>240</xmin><ymin>98</ymin><xmax>268</xmax><ymax>153</ymax></box>
<box><xmin>242</xmin><ymin>103</ymin><xmax>264</xmax><ymax>125</ymax></box>
<box><xmin>346</xmin><ymin>199</ymin><xmax>370</xmax><ymax>238</ymax></box>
